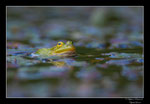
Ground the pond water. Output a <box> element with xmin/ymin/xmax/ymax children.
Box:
<box><xmin>7</xmin><ymin>7</ymin><xmax>144</xmax><ymax>97</ymax></box>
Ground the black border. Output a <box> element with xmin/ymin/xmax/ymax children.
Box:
<box><xmin>0</xmin><ymin>2</ymin><xmax>6</xmax><ymax>102</ymax></box>
<box><xmin>1</xmin><ymin>0</ymin><xmax>144</xmax><ymax>104</ymax></box>
<box><xmin>4</xmin><ymin>0</ymin><xmax>144</xmax><ymax>6</ymax></box>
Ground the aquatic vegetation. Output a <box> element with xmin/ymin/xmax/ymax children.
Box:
<box><xmin>102</xmin><ymin>52</ymin><xmax>143</xmax><ymax>58</ymax></box>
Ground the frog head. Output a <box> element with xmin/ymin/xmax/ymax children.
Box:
<box><xmin>35</xmin><ymin>41</ymin><xmax>76</xmax><ymax>57</ymax></box>
<box><xmin>54</xmin><ymin>41</ymin><xmax>76</xmax><ymax>54</ymax></box>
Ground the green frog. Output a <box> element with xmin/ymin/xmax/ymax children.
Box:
<box><xmin>34</xmin><ymin>41</ymin><xmax>76</xmax><ymax>57</ymax></box>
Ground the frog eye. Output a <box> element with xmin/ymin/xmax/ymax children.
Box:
<box><xmin>57</xmin><ymin>42</ymin><xmax>64</xmax><ymax>47</ymax></box>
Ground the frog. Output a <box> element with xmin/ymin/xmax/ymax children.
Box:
<box><xmin>34</xmin><ymin>41</ymin><xmax>76</xmax><ymax>57</ymax></box>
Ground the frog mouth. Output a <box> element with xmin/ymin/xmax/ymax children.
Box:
<box><xmin>55</xmin><ymin>51</ymin><xmax>77</xmax><ymax>57</ymax></box>
<box><xmin>53</xmin><ymin>46</ymin><xmax>76</xmax><ymax>56</ymax></box>
<box><xmin>54</xmin><ymin>46</ymin><xmax>75</xmax><ymax>53</ymax></box>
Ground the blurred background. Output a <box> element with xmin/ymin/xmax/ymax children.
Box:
<box><xmin>7</xmin><ymin>7</ymin><xmax>144</xmax><ymax>97</ymax></box>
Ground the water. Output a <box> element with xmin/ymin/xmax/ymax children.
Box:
<box><xmin>7</xmin><ymin>7</ymin><xmax>144</xmax><ymax>97</ymax></box>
